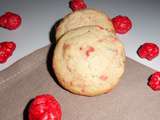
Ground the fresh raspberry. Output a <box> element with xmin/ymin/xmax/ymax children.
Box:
<box><xmin>0</xmin><ymin>12</ymin><xmax>22</xmax><ymax>30</ymax></box>
<box><xmin>137</xmin><ymin>43</ymin><xmax>159</xmax><ymax>61</ymax></box>
<box><xmin>69</xmin><ymin>0</ymin><xmax>87</xmax><ymax>11</ymax></box>
<box><xmin>29</xmin><ymin>94</ymin><xmax>62</xmax><ymax>120</ymax></box>
<box><xmin>148</xmin><ymin>72</ymin><xmax>160</xmax><ymax>91</ymax></box>
<box><xmin>0</xmin><ymin>41</ymin><xmax>16</xmax><ymax>63</ymax></box>
<box><xmin>112</xmin><ymin>15</ymin><xmax>132</xmax><ymax>34</ymax></box>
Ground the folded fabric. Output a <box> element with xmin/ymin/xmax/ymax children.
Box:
<box><xmin>0</xmin><ymin>45</ymin><xmax>159</xmax><ymax>120</ymax></box>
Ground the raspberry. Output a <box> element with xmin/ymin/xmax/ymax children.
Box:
<box><xmin>0</xmin><ymin>41</ymin><xmax>16</xmax><ymax>63</ymax></box>
<box><xmin>0</xmin><ymin>12</ymin><xmax>22</xmax><ymax>30</ymax></box>
<box><xmin>148</xmin><ymin>72</ymin><xmax>160</xmax><ymax>91</ymax></box>
<box><xmin>69</xmin><ymin>0</ymin><xmax>87</xmax><ymax>11</ymax></box>
<box><xmin>137</xmin><ymin>43</ymin><xmax>159</xmax><ymax>61</ymax></box>
<box><xmin>112</xmin><ymin>15</ymin><xmax>132</xmax><ymax>34</ymax></box>
<box><xmin>29</xmin><ymin>94</ymin><xmax>62</xmax><ymax>120</ymax></box>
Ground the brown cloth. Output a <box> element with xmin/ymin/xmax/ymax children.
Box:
<box><xmin>0</xmin><ymin>45</ymin><xmax>159</xmax><ymax>120</ymax></box>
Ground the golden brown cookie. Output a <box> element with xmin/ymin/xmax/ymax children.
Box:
<box><xmin>53</xmin><ymin>26</ymin><xmax>125</xmax><ymax>96</ymax></box>
<box><xmin>56</xmin><ymin>9</ymin><xmax>115</xmax><ymax>40</ymax></box>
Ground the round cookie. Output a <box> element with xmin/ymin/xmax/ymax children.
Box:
<box><xmin>53</xmin><ymin>26</ymin><xmax>125</xmax><ymax>96</ymax></box>
<box><xmin>56</xmin><ymin>9</ymin><xmax>115</xmax><ymax>40</ymax></box>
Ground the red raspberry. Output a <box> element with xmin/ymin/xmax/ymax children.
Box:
<box><xmin>137</xmin><ymin>43</ymin><xmax>159</xmax><ymax>61</ymax></box>
<box><xmin>0</xmin><ymin>41</ymin><xmax>16</xmax><ymax>63</ymax></box>
<box><xmin>112</xmin><ymin>15</ymin><xmax>132</xmax><ymax>34</ymax></box>
<box><xmin>0</xmin><ymin>12</ymin><xmax>22</xmax><ymax>30</ymax></box>
<box><xmin>148</xmin><ymin>72</ymin><xmax>160</xmax><ymax>91</ymax></box>
<box><xmin>29</xmin><ymin>94</ymin><xmax>62</xmax><ymax>120</ymax></box>
<box><xmin>69</xmin><ymin>0</ymin><xmax>87</xmax><ymax>11</ymax></box>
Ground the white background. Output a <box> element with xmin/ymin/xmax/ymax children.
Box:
<box><xmin>0</xmin><ymin>0</ymin><xmax>160</xmax><ymax>71</ymax></box>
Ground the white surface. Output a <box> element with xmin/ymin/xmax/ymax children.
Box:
<box><xmin>0</xmin><ymin>0</ymin><xmax>160</xmax><ymax>71</ymax></box>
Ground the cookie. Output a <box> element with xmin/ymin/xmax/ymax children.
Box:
<box><xmin>56</xmin><ymin>9</ymin><xmax>115</xmax><ymax>40</ymax></box>
<box><xmin>53</xmin><ymin>26</ymin><xmax>125</xmax><ymax>96</ymax></box>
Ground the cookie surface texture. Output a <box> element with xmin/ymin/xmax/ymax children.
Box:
<box><xmin>53</xmin><ymin>26</ymin><xmax>125</xmax><ymax>96</ymax></box>
<box><xmin>56</xmin><ymin>9</ymin><xmax>115</xmax><ymax>40</ymax></box>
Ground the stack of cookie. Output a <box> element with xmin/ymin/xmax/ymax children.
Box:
<box><xmin>53</xmin><ymin>9</ymin><xmax>126</xmax><ymax>96</ymax></box>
